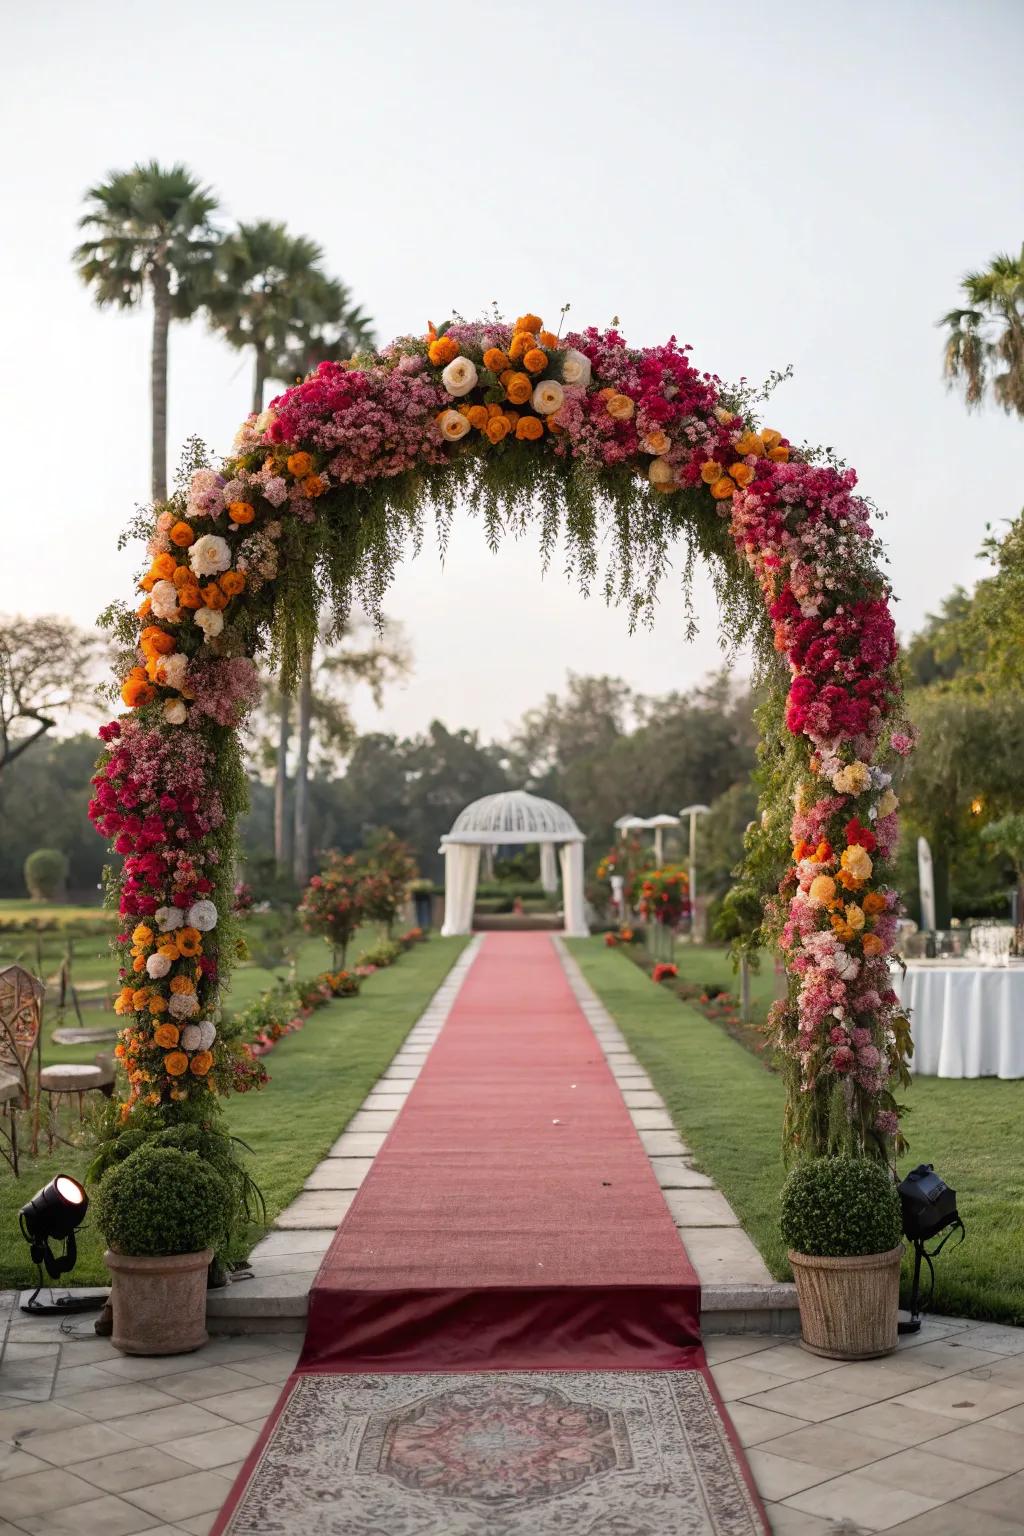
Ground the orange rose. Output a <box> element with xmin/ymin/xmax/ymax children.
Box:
<box><xmin>710</xmin><ymin>477</ymin><xmax>735</xmax><ymax>500</ymax></box>
<box><xmin>302</xmin><ymin>474</ymin><xmax>327</xmax><ymax>498</ymax></box>
<box><xmin>466</xmin><ymin>405</ymin><xmax>489</xmax><ymax>430</ymax></box>
<box><xmin>831</xmin><ymin>918</ymin><xmax>856</xmax><ymax>942</ymax></box>
<box><xmin>735</xmin><ymin>431</ymin><xmax>765</xmax><ymax>457</ymax></box>
<box><xmin>137</xmin><ymin>598</ymin><xmax>152</xmax><ymax>618</ymax></box>
<box><xmin>482</xmin><ymin>347</ymin><xmax>509</xmax><ymax>373</ymax></box>
<box><xmin>516</xmin><ymin>415</ymin><xmax>544</xmax><ymax>441</ymax></box>
<box><xmin>132</xmin><ymin>955</ymin><xmax>146</xmax><ymax>973</ymax></box>
<box><xmin>130</xmin><ymin>987</ymin><xmax>150</xmax><ymax>1010</ymax></box>
<box><xmin>837</xmin><ymin>868</ymin><xmax>864</xmax><ymax>892</ymax></box>
<box><xmin>729</xmin><ymin>462</ymin><xmax>755</xmax><ymax>486</ymax></box>
<box><xmin>164</xmin><ymin>1051</ymin><xmax>189</xmax><ymax>1077</ymax></box>
<box><xmin>700</xmin><ymin>461</ymin><xmax>724</xmax><ymax>484</ymax></box>
<box><xmin>189</xmin><ymin>1051</ymin><xmax>213</xmax><ymax>1077</ymax></box>
<box><xmin>200</xmin><ymin>582</ymin><xmax>228</xmax><ymax>611</ymax></box>
<box><xmin>132</xmin><ymin>923</ymin><xmax>154</xmax><ymax>946</ymax></box>
<box><xmin>642</xmin><ymin>430</ymin><xmax>671</xmax><ymax>456</ymax></box>
<box><xmin>428</xmin><ymin>337</ymin><xmax>460</xmax><ymax>366</ymax></box>
<box><xmin>150</xmin><ymin>552</ymin><xmax>178</xmax><ymax>581</ymax></box>
<box><xmin>169</xmin><ymin>521</ymin><xmax>195</xmax><ymax>548</ymax></box>
<box><xmin>862</xmin><ymin>933</ymin><xmax>887</xmax><ymax>957</ymax></box>
<box><xmin>605</xmin><ymin>393</ymin><xmax>635</xmax><ymax>420</ymax></box>
<box><xmin>122</xmin><ymin>674</ymin><xmax>156</xmax><ymax>708</ymax></box>
<box><xmin>176</xmin><ymin>927</ymin><xmax>202</xmax><ymax>957</ymax></box>
<box><xmin>220</xmin><ymin>570</ymin><xmax>246</xmax><ymax>597</ymax></box>
<box><xmin>514</xmin><ymin>313</ymin><xmax>543</xmax><ymax>335</ymax></box>
<box><xmin>227</xmin><ymin>501</ymin><xmax>256</xmax><ymax>524</ymax></box>
<box><xmin>139</xmin><ymin>627</ymin><xmax>175</xmax><ymax>657</ymax></box>
<box><xmin>768</xmin><ymin>445</ymin><xmax>790</xmax><ymax>462</ymax></box>
<box><xmin>169</xmin><ymin>974</ymin><xmax>195</xmax><ymax>995</ymax></box>
<box><xmin>503</xmin><ymin>410</ymin><xmax>520</xmax><ymax>428</ymax></box>
<box><xmin>486</xmin><ymin>403</ymin><xmax>504</xmax><ymax>418</ymax></box>
<box><xmin>522</xmin><ymin>347</ymin><xmax>548</xmax><ymax>375</ymax></box>
<box><xmin>485</xmin><ymin>416</ymin><xmax>511</xmax><ymax>444</ymax></box>
<box><xmin>171</xmin><ymin>565</ymin><xmax>194</xmax><ymax>591</ymax></box>
<box><xmin>538</xmin><ymin>330</ymin><xmax>559</xmax><ymax>348</ymax></box>
<box><xmin>862</xmin><ymin>891</ymin><xmax>887</xmax><ymax>915</ymax></box>
<box><xmin>149</xmin><ymin>995</ymin><xmax>168</xmax><ymax>1015</ymax></box>
<box><xmin>286</xmin><ymin>451</ymin><xmax>313</xmax><ymax>477</ymax></box>
<box><xmin>761</xmin><ymin>429</ymin><xmax>783</xmax><ymax>450</ymax></box>
<box><xmin>505</xmin><ymin>372</ymin><xmax>533</xmax><ymax>405</ymax></box>
<box><xmin>179</xmin><ymin>584</ymin><xmax>203</xmax><ymax>610</ymax></box>
<box><xmin>154</xmin><ymin>1023</ymin><xmax>180</xmax><ymax>1049</ymax></box>
<box><xmin>508</xmin><ymin>332</ymin><xmax>535</xmax><ymax>362</ymax></box>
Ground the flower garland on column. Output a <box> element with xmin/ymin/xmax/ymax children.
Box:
<box><xmin>94</xmin><ymin>309</ymin><xmax>911</xmax><ymax>1155</ymax></box>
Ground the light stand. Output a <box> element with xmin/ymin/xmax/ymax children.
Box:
<box><xmin>18</xmin><ymin>1175</ymin><xmax>105</xmax><ymax>1316</ymax></box>
<box><xmin>897</xmin><ymin>1164</ymin><xmax>965</xmax><ymax>1335</ymax></box>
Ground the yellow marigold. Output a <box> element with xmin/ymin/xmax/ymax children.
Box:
<box><xmin>176</xmin><ymin>926</ymin><xmax>202</xmax><ymax>958</ymax></box>
<box><xmin>505</xmin><ymin>373</ymin><xmax>533</xmax><ymax>405</ymax></box>
<box><xmin>522</xmin><ymin>347</ymin><xmax>548</xmax><ymax>375</ymax></box>
<box><xmin>164</xmin><ymin>1050</ymin><xmax>189</xmax><ymax>1077</ymax></box>
<box><xmin>466</xmin><ymin>405</ymin><xmax>489</xmax><ymax>430</ymax></box>
<box><xmin>701</xmin><ymin>461</ymin><xmax>724</xmax><ymax>484</ymax></box>
<box><xmin>153</xmin><ymin>1022</ymin><xmax>180</xmax><ymax>1049</ymax></box>
<box><xmin>485</xmin><ymin>415</ymin><xmax>511</xmax><ymax>444</ymax></box>
<box><xmin>514</xmin><ymin>313</ymin><xmax>543</xmax><ymax>335</ymax></box>
<box><xmin>710</xmin><ymin>477</ymin><xmax>735</xmax><ymax>500</ymax></box>
<box><xmin>286</xmin><ymin>451</ymin><xmax>313</xmax><ymax>478</ymax></box>
<box><xmin>841</xmin><ymin>844</ymin><xmax>873</xmax><ymax>882</ymax></box>
<box><xmin>482</xmin><ymin>347</ymin><xmax>509</xmax><ymax>373</ymax></box>
<box><xmin>729</xmin><ymin>462</ymin><xmax>755</xmax><ymax>487</ymax></box>
<box><xmin>605</xmin><ymin>393</ymin><xmax>635</xmax><ymax>421</ymax></box>
<box><xmin>516</xmin><ymin>415</ymin><xmax>544</xmax><ymax>441</ymax></box>
<box><xmin>189</xmin><ymin>1051</ymin><xmax>214</xmax><ymax>1077</ymax></box>
<box><xmin>428</xmin><ymin>336</ymin><xmax>460</xmax><ymax>366</ymax></box>
<box><xmin>735</xmin><ymin>431</ymin><xmax>765</xmax><ymax>457</ymax></box>
<box><xmin>169</xmin><ymin>974</ymin><xmax>195</xmax><ymax>995</ymax></box>
<box><xmin>508</xmin><ymin>332</ymin><xmax>535</xmax><ymax>362</ymax></box>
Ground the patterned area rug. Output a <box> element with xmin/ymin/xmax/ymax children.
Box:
<box><xmin>218</xmin><ymin>1369</ymin><xmax>765</xmax><ymax>1536</ymax></box>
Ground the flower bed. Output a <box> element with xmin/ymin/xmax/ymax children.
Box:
<box><xmin>240</xmin><ymin>968</ymin><xmax>362</xmax><ymax>1061</ymax></box>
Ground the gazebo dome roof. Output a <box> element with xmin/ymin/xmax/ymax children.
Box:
<box><xmin>441</xmin><ymin>789</ymin><xmax>585</xmax><ymax>846</ymax></box>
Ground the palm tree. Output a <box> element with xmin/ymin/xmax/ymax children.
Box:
<box><xmin>205</xmin><ymin>222</ymin><xmax>374</xmax><ymax>415</ymax></box>
<box><xmin>940</xmin><ymin>246</ymin><xmax>1024</xmax><ymax>418</ymax></box>
<box><xmin>74</xmin><ymin>162</ymin><xmax>220</xmax><ymax>500</ymax></box>
<box><xmin>270</xmin><ymin>274</ymin><xmax>375</xmax><ymax>388</ymax></box>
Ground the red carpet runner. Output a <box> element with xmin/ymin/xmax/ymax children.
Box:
<box><xmin>301</xmin><ymin>932</ymin><xmax>701</xmax><ymax>1373</ymax></box>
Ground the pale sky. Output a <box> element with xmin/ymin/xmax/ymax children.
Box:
<box><xmin>3</xmin><ymin>0</ymin><xmax>1022</xmax><ymax>741</ymax></box>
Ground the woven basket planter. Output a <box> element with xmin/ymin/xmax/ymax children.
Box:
<box><xmin>788</xmin><ymin>1244</ymin><xmax>904</xmax><ymax>1360</ymax></box>
<box><xmin>105</xmin><ymin>1247</ymin><xmax>213</xmax><ymax>1356</ymax></box>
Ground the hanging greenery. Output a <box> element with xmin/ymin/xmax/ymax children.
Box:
<box><xmin>91</xmin><ymin>308</ymin><xmax>912</xmax><ymax>1157</ymax></box>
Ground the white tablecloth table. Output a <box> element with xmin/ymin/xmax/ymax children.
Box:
<box><xmin>892</xmin><ymin>963</ymin><xmax>1024</xmax><ymax>1079</ymax></box>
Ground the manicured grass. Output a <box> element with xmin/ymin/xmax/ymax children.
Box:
<box><xmin>0</xmin><ymin>936</ymin><xmax>467</xmax><ymax>1288</ymax></box>
<box><xmin>569</xmin><ymin>938</ymin><xmax>1024</xmax><ymax>1325</ymax></box>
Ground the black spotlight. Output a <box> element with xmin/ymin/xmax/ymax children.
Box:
<box><xmin>897</xmin><ymin>1164</ymin><xmax>966</xmax><ymax>1335</ymax></box>
<box><xmin>18</xmin><ymin>1175</ymin><xmax>102</xmax><ymax>1315</ymax></box>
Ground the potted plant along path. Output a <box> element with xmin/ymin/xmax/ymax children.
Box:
<box><xmin>781</xmin><ymin>1156</ymin><xmax>904</xmax><ymax>1359</ymax></box>
<box><xmin>96</xmin><ymin>1143</ymin><xmax>230</xmax><ymax>1355</ymax></box>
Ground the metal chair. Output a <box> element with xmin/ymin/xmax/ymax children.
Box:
<box><xmin>0</xmin><ymin>964</ymin><xmax>45</xmax><ymax>1176</ymax></box>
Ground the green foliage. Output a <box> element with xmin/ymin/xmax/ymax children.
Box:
<box><xmin>95</xmin><ymin>1144</ymin><xmax>229</xmax><ymax>1257</ymax></box>
<box><xmin>359</xmin><ymin>938</ymin><xmax>402</xmax><ymax>969</ymax></box>
<box><xmin>24</xmin><ymin>848</ymin><xmax>68</xmax><ymax>901</ymax></box>
<box><xmin>940</xmin><ymin>245</ymin><xmax>1024</xmax><ymax>417</ymax></box>
<box><xmin>780</xmin><ymin>1156</ymin><xmax>903</xmax><ymax>1258</ymax></box>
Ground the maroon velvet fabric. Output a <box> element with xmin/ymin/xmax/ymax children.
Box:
<box><xmin>301</xmin><ymin>933</ymin><xmax>701</xmax><ymax>1371</ymax></box>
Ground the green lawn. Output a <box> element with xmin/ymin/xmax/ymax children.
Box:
<box><xmin>569</xmin><ymin>939</ymin><xmax>1024</xmax><ymax>1326</ymax></box>
<box><xmin>0</xmin><ymin>936</ymin><xmax>468</xmax><ymax>1288</ymax></box>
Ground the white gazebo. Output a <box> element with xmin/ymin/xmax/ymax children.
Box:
<box><xmin>439</xmin><ymin>790</ymin><xmax>589</xmax><ymax>937</ymax></box>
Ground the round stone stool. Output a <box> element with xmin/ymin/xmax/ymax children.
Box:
<box><xmin>39</xmin><ymin>1059</ymin><xmax>116</xmax><ymax>1148</ymax></box>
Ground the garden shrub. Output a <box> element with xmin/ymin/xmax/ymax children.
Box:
<box><xmin>24</xmin><ymin>848</ymin><xmax>68</xmax><ymax>901</ymax></box>
<box><xmin>359</xmin><ymin>938</ymin><xmax>403</xmax><ymax>969</ymax></box>
<box><xmin>96</xmin><ymin>1144</ymin><xmax>229</xmax><ymax>1257</ymax></box>
<box><xmin>780</xmin><ymin>1156</ymin><xmax>903</xmax><ymax>1257</ymax></box>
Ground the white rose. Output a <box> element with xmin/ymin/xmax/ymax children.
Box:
<box><xmin>189</xmin><ymin>534</ymin><xmax>232</xmax><ymax>578</ymax></box>
<box><xmin>561</xmin><ymin>349</ymin><xmax>592</xmax><ymax>388</ymax></box>
<box><xmin>155</xmin><ymin>906</ymin><xmax>183</xmax><ymax>931</ymax></box>
<box><xmin>158</xmin><ymin>652</ymin><xmax>188</xmax><ymax>691</ymax></box>
<box><xmin>648</xmin><ymin>457</ymin><xmax>676</xmax><ymax>490</ymax></box>
<box><xmin>163</xmin><ymin>700</ymin><xmax>187</xmax><ymax>726</ymax></box>
<box><xmin>169</xmin><ymin>991</ymin><xmax>200</xmax><ymax>1019</ymax></box>
<box><xmin>877</xmin><ymin>788</ymin><xmax>898</xmax><ymax>818</ymax></box>
<box><xmin>179</xmin><ymin>1023</ymin><xmax>202</xmax><ymax>1051</ymax></box>
<box><xmin>187</xmin><ymin>899</ymin><xmax>218</xmax><ymax>932</ymax></box>
<box><xmin>195</xmin><ymin>607</ymin><xmax>224</xmax><ymax>639</ymax></box>
<box><xmin>198</xmin><ymin>1020</ymin><xmax>217</xmax><ymax>1051</ymax></box>
<box><xmin>146</xmin><ymin>952</ymin><xmax>172</xmax><ymax>979</ymax></box>
<box><xmin>437</xmin><ymin>409</ymin><xmax>471</xmax><ymax>442</ymax></box>
<box><xmin>441</xmin><ymin>357</ymin><xmax>478</xmax><ymax>397</ymax></box>
<box><xmin>150</xmin><ymin>580</ymin><xmax>180</xmax><ymax>621</ymax></box>
<box><xmin>532</xmin><ymin>380</ymin><xmax>564</xmax><ymax>416</ymax></box>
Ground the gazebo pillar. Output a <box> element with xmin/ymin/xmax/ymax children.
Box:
<box><xmin>440</xmin><ymin>844</ymin><xmax>481</xmax><ymax>936</ymax></box>
<box><xmin>540</xmin><ymin>842</ymin><xmax>559</xmax><ymax>893</ymax></box>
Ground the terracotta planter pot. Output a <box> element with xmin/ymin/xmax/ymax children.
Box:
<box><xmin>788</xmin><ymin>1244</ymin><xmax>904</xmax><ymax>1360</ymax></box>
<box><xmin>104</xmin><ymin>1247</ymin><xmax>213</xmax><ymax>1356</ymax></box>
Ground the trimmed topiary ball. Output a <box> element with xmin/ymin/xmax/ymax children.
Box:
<box><xmin>780</xmin><ymin>1156</ymin><xmax>903</xmax><ymax>1258</ymax></box>
<box><xmin>96</xmin><ymin>1144</ymin><xmax>229</xmax><ymax>1257</ymax></box>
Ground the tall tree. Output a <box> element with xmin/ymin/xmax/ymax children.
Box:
<box><xmin>73</xmin><ymin>161</ymin><xmax>220</xmax><ymax>499</ymax></box>
<box><xmin>0</xmin><ymin>616</ymin><xmax>100</xmax><ymax>774</ymax></box>
<box><xmin>205</xmin><ymin>221</ymin><xmax>374</xmax><ymax>414</ymax></box>
<box><xmin>940</xmin><ymin>246</ymin><xmax>1024</xmax><ymax>417</ymax></box>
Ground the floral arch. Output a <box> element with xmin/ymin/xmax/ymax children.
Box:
<box><xmin>92</xmin><ymin>309</ymin><xmax>912</xmax><ymax>1160</ymax></box>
